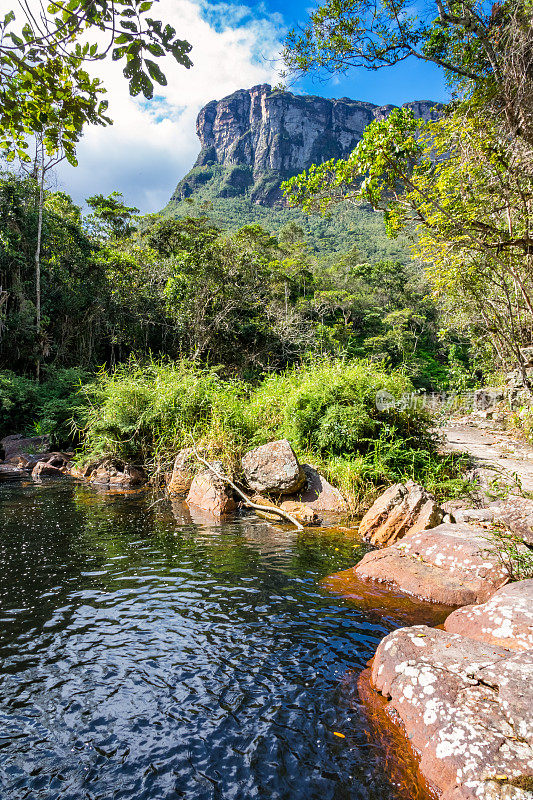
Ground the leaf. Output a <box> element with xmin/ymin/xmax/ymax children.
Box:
<box><xmin>145</xmin><ymin>59</ymin><xmax>167</xmax><ymax>86</ymax></box>
<box><xmin>333</xmin><ymin>732</ymin><xmax>345</xmax><ymax>738</ymax></box>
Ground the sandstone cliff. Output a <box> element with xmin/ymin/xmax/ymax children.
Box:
<box><xmin>171</xmin><ymin>84</ymin><xmax>440</xmax><ymax>207</ymax></box>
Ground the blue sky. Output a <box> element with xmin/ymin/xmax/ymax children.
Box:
<box><xmin>220</xmin><ymin>0</ymin><xmax>449</xmax><ymax>106</ymax></box>
<box><xmin>53</xmin><ymin>0</ymin><xmax>449</xmax><ymax>212</ymax></box>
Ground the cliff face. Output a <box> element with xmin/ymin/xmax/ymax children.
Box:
<box><xmin>171</xmin><ymin>84</ymin><xmax>440</xmax><ymax>207</ymax></box>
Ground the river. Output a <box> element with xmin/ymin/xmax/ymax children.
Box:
<box><xmin>0</xmin><ymin>480</ymin><xmax>431</xmax><ymax>800</ymax></box>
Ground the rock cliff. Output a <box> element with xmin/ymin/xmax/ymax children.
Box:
<box><xmin>171</xmin><ymin>84</ymin><xmax>440</xmax><ymax>207</ymax></box>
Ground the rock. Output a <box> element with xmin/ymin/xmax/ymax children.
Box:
<box><xmin>0</xmin><ymin>464</ymin><xmax>26</xmax><ymax>481</ymax></box>
<box><xmin>4</xmin><ymin>453</ymin><xmax>40</xmax><ymax>470</ymax></box>
<box><xmin>453</xmin><ymin>507</ymin><xmax>497</xmax><ymax>524</ymax></box>
<box><xmin>31</xmin><ymin>461</ymin><xmax>64</xmax><ymax>479</ymax></box>
<box><xmin>241</xmin><ymin>439</ymin><xmax>305</xmax><ymax>494</ymax></box>
<box><xmin>247</xmin><ymin>493</ymin><xmax>320</xmax><ymax>525</ymax></box>
<box><xmin>473</xmin><ymin>387</ymin><xmax>504</xmax><ymax>411</ymax></box>
<box><xmin>88</xmin><ymin>459</ymin><xmax>146</xmax><ymax>488</ymax></box>
<box><xmin>279</xmin><ymin>500</ymin><xmax>321</xmax><ymax>526</ymax></box>
<box><xmin>445</xmin><ymin>579</ymin><xmax>533</xmax><ymax>651</ymax></box>
<box><xmin>359</xmin><ymin>480</ymin><xmax>444</xmax><ymax>546</ymax></box>
<box><xmin>173</xmin><ymin>85</ymin><xmax>440</xmax><ymax>207</ymax></box>
<box><xmin>186</xmin><ymin>462</ymin><xmax>236</xmax><ymax>518</ymax></box>
<box><xmin>350</xmin><ymin>523</ymin><xmax>509</xmax><ymax>605</ymax></box>
<box><xmin>167</xmin><ymin>448</ymin><xmax>196</xmax><ymax>497</ymax></box>
<box><xmin>493</xmin><ymin>496</ymin><xmax>533</xmax><ymax>545</ymax></box>
<box><xmin>285</xmin><ymin>464</ymin><xmax>347</xmax><ymax>513</ymax></box>
<box><xmin>370</xmin><ymin>624</ymin><xmax>533</xmax><ymax>800</ymax></box>
<box><xmin>69</xmin><ymin>462</ymin><xmax>97</xmax><ymax>480</ymax></box>
<box><xmin>520</xmin><ymin>345</ymin><xmax>533</xmax><ymax>366</ymax></box>
<box><xmin>0</xmin><ymin>433</ymin><xmax>51</xmax><ymax>459</ymax></box>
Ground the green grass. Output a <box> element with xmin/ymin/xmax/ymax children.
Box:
<box><xmin>75</xmin><ymin>357</ymin><xmax>468</xmax><ymax>513</ymax></box>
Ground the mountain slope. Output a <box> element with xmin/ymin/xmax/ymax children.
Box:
<box><xmin>164</xmin><ymin>84</ymin><xmax>440</xmax><ymax>259</ymax></box>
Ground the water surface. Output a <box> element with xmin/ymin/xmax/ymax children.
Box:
<box><xmin>0</xmin><ymin>481</ymin><xmax>419</xmax><ymax>800</ymax></box>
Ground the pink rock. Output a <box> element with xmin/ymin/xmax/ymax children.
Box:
<box><xmin>186</xmin><ymin>463</ymin><xmax>236</xmax><ymax>518</ymax></box>
<box><xmin>286</xmin><ymin>464</ymin><xmax>347</xmax><ymax>513</ymax></box>
<box><xmin>445</xmin><ymin>579</ymin><xmax>533</xmax><ymax>651</ymax></box>
<box><xmin>350</xmin><ymin>523</ymin><xmax>508</xmax><ymax>605</ymax></box>
<box><xmin>0</xmin><ymin>433</ymin><xmax>51</xmax><ymax>459</ymax></box>
<box><xmin>370</xmin><ymin>625</ymin><xmax>533</xmax><ymax>800</ymax></box>
<box><xmin>88</xmin><ymin>459</ymin><xmax>146</xmax><ymax>488</ymax></box>
<box><xmin>31</xmin><ymin>461</ymin><xmax>63</xmax><ymax>479</ymax></box>
<box><xmin>167</xmin><ymin>448</ymin><xmax>196</xmax><ymax>497</ymax></box>
<box><xmin>359</xmin><ymin>480</ymin><xmax>443</xmax><ymax>546</ymax></box>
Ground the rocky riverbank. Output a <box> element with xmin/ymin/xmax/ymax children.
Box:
<box><xmin>321</xmin><ymin>416</ymin><xmax>533</xmax><ymax>800</ymax></box>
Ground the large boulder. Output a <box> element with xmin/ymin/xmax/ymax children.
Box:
<box><xmin>88</xmin><ymin>459</ymin><xmax>146</xmax><ymax>488</ymax></box>
<box><xmin>284</xmin><ymin>464</ymin><xmax>347</xmax><ymax>513</ymax></box>
<box><xmin>347</xmin><ymin>523</ymin><xmax>510</xmax><ymax>605</ymax></box>
<box><xmin>167</xmin><ymin>448</ymin><xmax>196</xmax><ymax>497</ymax></box>
<box><xmin>186</xmin><ymin>462</ymin><xmax>236</xmax><ymax>518</ymax></box>
<box><xmin>445</xmin><ymin>579</ymin><xmax>533</xmax><ymax>651</ymax></box>
<box><xmin>359</xmin><ymin>480</ymin><xmax>444</xmax><ymax>546</ymax></box>
<box><xmin>369</xmin><ymin>625</ymin><xmax>533</xmax><ymax>800</ymax></box>
<box><xmin>241</xmin><ymin>439</ymin><xmax>305</xmax><ymax>494</ymax></box>
<box><xmin>1</xmin><ymin>433</ymin><xmax>51</xmax><ymax>460</ymax></box>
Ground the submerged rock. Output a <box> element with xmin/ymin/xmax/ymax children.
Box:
<box><xmin>359</xmin><ymin>480</ymin><xmax>444</xmax><ymax>546</ymax></box>
<box><xmin>279</xmin><ymin>500</ymin><xmax>321</xmax><ymax>526</ymax></box>
<box><xmin>87</xmin><ymin>459</ymin><xmax>146</xmax><ymax>488</ymax></box>
<box><xmin>0</xmin><ymin>464</ymin><xmax>26</xmax><ymax>480</ymax></box>
<box><xmin>349</xmin><ymin>523</ymin><xmax>510</xmax><ymax>605</ymax></box>
<box><xmin>186</xmin><ymin>462</ymin><xmax>236</xmax><ymax>518</ymax></box>
<box><xmin>370</xmin><ymin>624</ymin><xmax>533</xmax><ymax>800</ymax></box>
<box><xmin>248</xmin><ymin>493</ymin><xmax>320</xmax><ymax>525</ymax></box>
<box><xmin>241</xmin><ymin>439</ymin><xmax>305</xmax><ymax>494</ymax></box>
<box><xmin>444</xmin><ymin>579</ymin><xmax>533</xmax><ymax>651</ymax></box>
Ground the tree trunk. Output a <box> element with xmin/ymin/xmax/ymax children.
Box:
<box><xmin>35</xmin><ymin>159</ymin><xmax>44</xmax><ymax>381</ymax></box>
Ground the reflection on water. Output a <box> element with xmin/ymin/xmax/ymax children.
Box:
<box><xmin>0</xmin><ymin>482</ymin><xmax>418</xmax><ymax>800</ymax></box>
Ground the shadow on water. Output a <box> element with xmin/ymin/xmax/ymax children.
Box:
<box><xmin>0</xmin><ymin>482</ymin><xmax>436</xmax><ymax>800</ymax></box>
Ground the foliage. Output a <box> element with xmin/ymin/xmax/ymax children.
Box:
<box><xmin>75</xmin><ymin>356</ymin><xmax>466</xmax><ymax>510</ymax></box>
<box><xmin>164</xmin><ymin>181</ymin><xmax>413</xmax><ymax>262</ymax></box>
<box><xmin>483</xmin><ymin>525</ymin><xmax>533</xmax><ymax>582</ymax></box>
<box><xmin>0</xmin><ymin>0</ymin><xmax>192</xmax><ymax>161</ymax></box>
<box><xmin>282</xmin><ymin>0</ymin><xmax>499</xmax><ymax>82</ymax></box>
<box><xmin>0</xmin><ymin>171</ymin><xmax>475</xmax><ymax>387</ymax></box>
<box><xmin>85</xmin><ymin>191</ymin><xmax>139</xmax><ymax>240</ymax></box>
<box><xmin>0</xmin><ymin>367</ymin><xmax>89</xmax><ymax>442</ymax></box>
<box><xmin>283</xmin><ymin>105</ymin><xmax>533</xmax><ymax>377</ymax></box>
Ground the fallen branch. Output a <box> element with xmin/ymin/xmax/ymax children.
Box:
<box><xmin>189</xmin><ymin>444</ymin><xmax>304</xmax><ymax>530</ymax></box>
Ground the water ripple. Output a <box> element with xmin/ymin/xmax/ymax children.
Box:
<box><xmin>0</xmin><ymin>483</ymin><xmax>402</xmax><ymax>800</ymax></box>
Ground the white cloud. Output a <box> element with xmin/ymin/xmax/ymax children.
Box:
<box><xmin>52</xmin><ymin>0</ymin><xmax>285</xmax><ymax>212</ymax></box>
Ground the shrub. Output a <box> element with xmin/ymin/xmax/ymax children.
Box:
<box><xmin>74</xmin><ymin>356</ymin><xmax>465</xmax><ymax>511</ymax></box>
<box><xmin>77</xmin><ymin>359</ymin><xmax>249</xmax><ymax>469</ymax></box>
<box><xmin>0</xmin><ymin>367</ymin><xmax>88</xmax><ymax>443</ymax></box>
<box><xmin>247</xmin><ymin>359</ymin><xmax>430</xmax><ymax>455</ymax></box>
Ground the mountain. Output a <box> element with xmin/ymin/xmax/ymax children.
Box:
<box><xmin>168</xmin><ymin>84</ymin><xmax>441</xmax><ymax>208</ymax></box>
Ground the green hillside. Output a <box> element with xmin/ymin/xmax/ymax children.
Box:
<box><xmin>163</xmin><ymin>194</ymin><xmax>412</xmax><ymax>263</ymax></box>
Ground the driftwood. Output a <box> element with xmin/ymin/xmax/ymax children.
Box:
<box><xmin>190</xmin><ymin>447</ymin><xmax>304</xmax><ymax>530</ymax></box>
